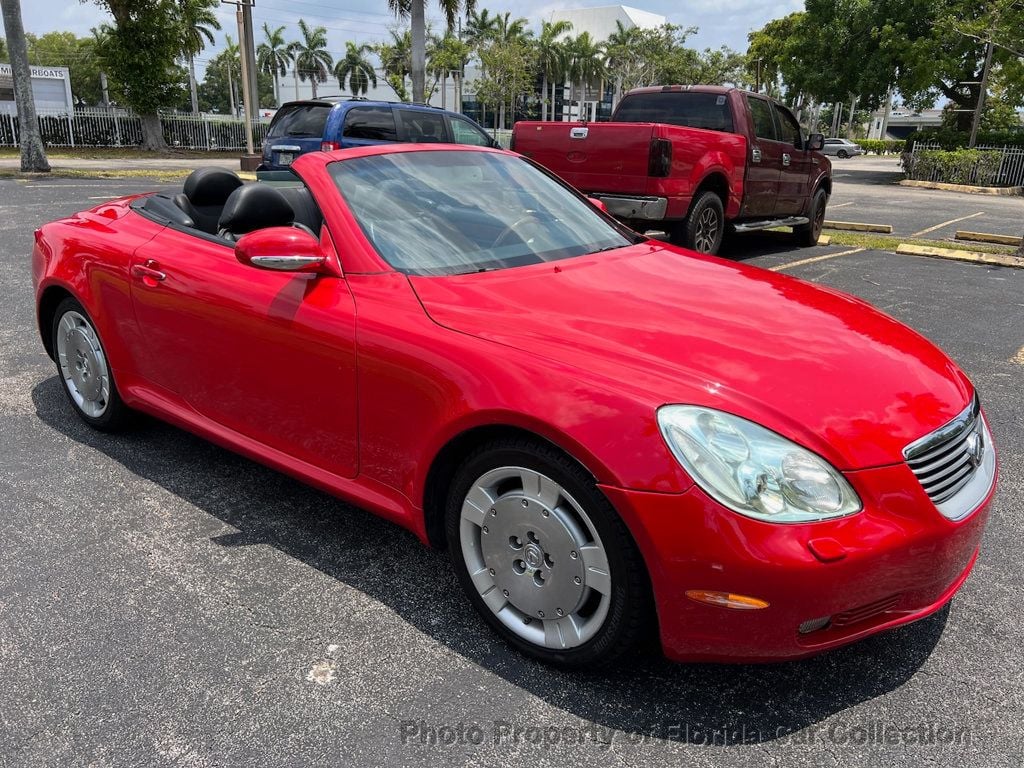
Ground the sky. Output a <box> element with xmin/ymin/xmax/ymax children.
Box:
<box><xmin>4</xmin><ymin>0</ymin><xmax>804</xmax><ymax>78</ymax></box>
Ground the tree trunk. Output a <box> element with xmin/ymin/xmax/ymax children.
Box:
<box><xmin>410</xmin><ymin>0</ymin><xmax>426</xmax><ymax>103</ymax></box>
<box><xmin>188</xmin><ymin>54</ymin><xmax>199</xmax><ymax>114</ymax></box>
<box><xmin>293</xmin><ymin>68</ymin><xmax>299</xmax><ymax>101</ymax></box>
<box><xmin>541</xmin><ymin>74</ymin><xmax>547</xmax><ymax>121</ymax></box>
<box><xmin>273</xmin><ymin>73</ymin><xmax>280</xmax><ymax>107</ymax></box>
<box><xmin>228</xmin><ymin>69</ymin><xmax>236</xmax><ymax>117</ymax></box>
<box><xmin>311</xmin><ymin>77</ymin><xmax>318</xmax><ymax>100</ymax></box>
<box><xmin>140</xmin><ymin>112</ymin><xmax>165</xmax><ymax>152</ymax></box>
<box><xmin>1</xmin><ymin>0</ymin><xmax>49</xmax><ymax>172</ymax></box>
<box><xmin>499</xmin><ymin>102</ymin><xmax>505</xmax><ymax>131</ymax></box>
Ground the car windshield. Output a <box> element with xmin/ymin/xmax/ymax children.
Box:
<box><xmin>329</xmin><ymin>150</ymin><xmax>638</xmax><ymax>276</ymax></box>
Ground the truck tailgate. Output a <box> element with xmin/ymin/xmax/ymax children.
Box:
<box><xmin>513</xmin><ymin>122</ymin><xmax>655</xmax><ymax>195</ymax></box>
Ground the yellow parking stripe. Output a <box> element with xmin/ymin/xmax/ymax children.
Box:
<box><xmin>911</xmin><ymin>212</ymin><xmax>983</xmax><ymax>238</ymax></box>
<box><xmin>770</xmin><ymin>248</ymin><xmax>865</xmax><ymax>272</ymax></box>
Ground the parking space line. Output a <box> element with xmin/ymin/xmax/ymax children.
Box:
<box><xmin>911</xmin><ymin>212</ymin><xmax>984</xmax><ymax>238</ymax></box>
<box><xmin>770</xmin><ymin>248</ymin><xmax>865</xmax><ymax>272</ymax></box>
<box><xmin>829</xmin><ymin>201</ymin><xmax>855</xmax><ymax>209</ymax></box>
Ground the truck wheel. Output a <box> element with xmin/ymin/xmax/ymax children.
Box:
<box><xmin>678</xmin><ymin>191</ymin><xmax>725</xmax><ymax>255</ymax></box>
<box><xmin>794</xmin><ymin>188</ymin><xmax>828</xmax><ymax>247</ymax></box>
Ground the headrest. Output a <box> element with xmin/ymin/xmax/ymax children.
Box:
<box><xmin>218</xmin><ymin>184</ymin><xmax>296</xmax><ymax>236</ymax></box>
<box><xmin>183</xmin><ymin>167</ymin><xmax>244</xmax><ymax>207</ymax></box>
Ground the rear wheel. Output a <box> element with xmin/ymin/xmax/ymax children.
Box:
<box><xmin>676</xmin><ymin>190</ymin><xmax>725</xmax><ymax>255</ymax></box>
<box><xmin>837</xmin><ymin>149</ymin><xmax>849</xmax><ymax>159</ymax></box>
<box><xmin>51</xmin><ymin>297</ymin><xmax>131</xmax><ymax>431</ymax></box>
<box><xmin>794</xmin><ymin>187</ymin><xmax>828</xmax><ymax>247</ymax></box>
<box><xmin>445</xmin><ymin>438</ymin><xmax>651</xmax><ymax>668</ymax></box>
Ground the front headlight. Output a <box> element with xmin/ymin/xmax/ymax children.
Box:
<box><xmin>658</xmin><ymin>405</ymin><xmax>861</xmax><ymax>523</ymax></box>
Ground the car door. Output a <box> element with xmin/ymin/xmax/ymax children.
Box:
<box><xmin>741</xmin><ymin>95</ymin><xmax>783</xmax><ymax>218</ymax></box>
<box><xmin>127</xmin><ymin>222</ymin><xmax>359</xmax><ymax>479</ymax></box>
<box><xmin>771</xmin><ymin>103</ymin><xmax>813</xmax><ymax>216</ymax></box>
<box><xmin>339</xmin><ymin>105</ymin><xmax>398</xmax><ymax>149</ymax></box>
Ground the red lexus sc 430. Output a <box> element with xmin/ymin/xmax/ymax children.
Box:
<box><xmin>32</xmin><ymin>145</ymin><xmax>996</xmax><ymax>667</ymax></box>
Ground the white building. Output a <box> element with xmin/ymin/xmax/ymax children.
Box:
<box><xmin>547</xmin><ymin>6</ymin><xmax>667</xmax><ymax>121</ymax></box>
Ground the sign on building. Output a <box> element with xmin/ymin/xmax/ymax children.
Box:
<box><xmin>0</xmin><ymin>64</ymin><xmax>74</xmax><ymax>114</ymax></box>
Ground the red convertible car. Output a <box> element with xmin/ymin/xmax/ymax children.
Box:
<box><xmin>32</xmin><ymin>144</ymin><xmax>996</xmax><ymax>667</ymax></box>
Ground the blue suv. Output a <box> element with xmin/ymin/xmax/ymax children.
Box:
<box><xmin>259</xmin><ymin>97</ymin><xmax>499</xmax><ymax>171</ymax></box>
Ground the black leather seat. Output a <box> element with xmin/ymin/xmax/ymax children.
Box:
<box><xmin>174</xmin><ymin>168</ymin><xmax>244</xmax><ymax>235</ymax></box>
<box><xmin>275</xmin><ymin>185</ymin><xmax>324</xmax><ymax>236</ymax></box>
<box><xmin>218</xmin><ymin>183</ymin><xmax>314</xmax><ymax>242</ymax></box>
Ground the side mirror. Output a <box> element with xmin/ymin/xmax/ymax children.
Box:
<box><xmin>588</xmin><ymin>197</ymin><xmax>609</xmax><ymax>214</ymax></box>
<box><xmin>806</xmin><ymin>133</ymin><xmax>825</xmax><ymax>152</ymax></box>
<box><xmin>235</xmin><ymin>227</ymin><xmax>330</xmax><ymax>274</ymax></box>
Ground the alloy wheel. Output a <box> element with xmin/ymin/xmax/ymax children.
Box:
<box><xmin>56</xmin><ymin>310</ymin><xmax>110</xmax><ymax>419</ymax></box>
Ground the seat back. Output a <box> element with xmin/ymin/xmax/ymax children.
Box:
<box><xmin>217</xmin><ymin>184</ymin><xmax>297</xmax><ymax>242</ymax></box>
<box><xmin>275</xmin><ymin>185</ymin><xmax>324</xmax><ymax>236</ymax></box>
<box><xmin>176</xmin><ymin>168</ymin><xmax>244</xmax><ymax>234</ymax></box>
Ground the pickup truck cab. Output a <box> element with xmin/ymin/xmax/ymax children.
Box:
<box><xmin>511</xmin><ymin>85</ymin><xmax>831</xmax><ymax>254</ymax></box>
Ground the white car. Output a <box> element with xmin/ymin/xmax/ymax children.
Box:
<box><xmin>822</xmin><ymin>138</ymin><xmax>865</xmax><ymax>158</ymax></box>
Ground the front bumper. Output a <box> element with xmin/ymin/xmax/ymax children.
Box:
<box><xmin>601</xmin><ymin>461</ymin><xmax>993</xmax><ymax>663</ymax></box>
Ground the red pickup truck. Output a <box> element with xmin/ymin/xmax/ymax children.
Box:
<box><xmin>511</xmin><ymin>85</ymin><xmax>832</xmax><ymax>254</ymax></box>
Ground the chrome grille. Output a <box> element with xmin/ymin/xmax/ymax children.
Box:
<box><xmin>904</xmin><ymin>397</ymin><xmax>984</xmax><ymax>506</ymax></box>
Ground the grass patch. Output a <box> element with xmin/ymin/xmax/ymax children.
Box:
<box><xmin>822</xmin><ymin>228</ymin><xmax>1017</xmax><ymax>255</ymax></box>
<box><xmin>0</xmin><ymin>147</ymin><xmax>240</xmax><ymax>160</ymax></box>
<box><xmin>0</xmin><ymin>167</ymin><xmax>192</xmax><ymax>182</ymax></box>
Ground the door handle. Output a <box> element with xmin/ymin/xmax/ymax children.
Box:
<box><xmin>131</xmin><ymin>260</ymin><xmax>166</xmax><ymax>284</ymax></box>
<box><xmin>782</xmin><ymin>153</ymin><xmax>792</xmax><ymax>167</ymax></box>
<box><xmin>751</xmin><ymin>147</ymin><xmax>762</xmax><ymax>163</ymax></box>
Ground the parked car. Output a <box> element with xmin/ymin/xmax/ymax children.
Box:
<box><xmin>34</xmin><ymin>145</ymin><xmax>995</xmax><ymax>668</ymax></box>
<box><xmin>511</xmin><ymin>85</ymin><xmax>832</xmax><ymax>254</ymax></box>
<box><xmin>258</xmin><ymin>97</ymin><xmax>499</xmax><ymax>171</ymax></box>
<box><xmin>822</xmin><ymin>138</ymin><xmax>866</xmax><ymax>158</ymax></box>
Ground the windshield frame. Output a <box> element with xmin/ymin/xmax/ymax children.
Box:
<box><xmin>327</xmin><ymin>148</ymin><xmax>646</xmax><ymax>277</ymax></box>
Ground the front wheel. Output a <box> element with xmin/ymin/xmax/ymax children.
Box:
<box><xmin>794</xmin><ymin>187</ymin><xmax>828</xmax><ymax>247</ymax></box>
<box><xmin>446</xmin><ymin>439</ymin><xmax>652</xmax><ymax>668</ymax></box>
<box><xmin>675</xmin><ymin>191</ymin><xmax>725</xmax><ymax>255</ymax></box>
<box><xmin>837</xmin><ymin>149</ymin><xmax>849</xmax><ymax>159</ymax></box>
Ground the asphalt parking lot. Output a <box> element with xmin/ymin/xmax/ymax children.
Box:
<box><xmin>0</xmin><ymin>174</ymin><xmax>1022</xmax><ymax>767</ymax></box>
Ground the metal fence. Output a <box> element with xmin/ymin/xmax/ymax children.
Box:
<box><xmin>0</xmin><ymin>108</ymin><xmax>270</xmax><ymax>151</ymax></box>
<box><xmin>906</xmin><ymin>142</ymin><xmax>1024</xmax><ymax>187</ymax></box>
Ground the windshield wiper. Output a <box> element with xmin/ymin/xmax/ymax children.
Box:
<box><xmin>587</xmin><ymin>245</ymin><xmax>624</xmax><ymax>255</ymax></box>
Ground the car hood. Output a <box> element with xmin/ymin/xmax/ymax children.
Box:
<box><xmin>409</xmin><ymin>243</ymin><xmax>973</xmax><ymax>470</ymax></box>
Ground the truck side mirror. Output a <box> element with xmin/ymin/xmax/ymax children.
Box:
<box><xmin>806</xmin><ymin>133</ymin><xmax>825</xmax><ymax>152</ymax></box>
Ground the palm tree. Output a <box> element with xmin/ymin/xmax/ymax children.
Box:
<box><xmin>0</xmin><ymin>0</ymin><xmax>48</xmax><ymax>171</ymax></box>
<box><xmin>537</xmin><ymin>19</ymin><xmax>572</xmax><ymax>121</ymax></box>
<box><xmin>567</xmin><ymin>32</ymin><xmax>605</xmax><ymax>122</ymax></box>
<box><xmin>334</xmin><ymin>42</ymin><xmax>377</xmax><ymax>96</ymax></box>
<box><xmin>257</xmin><ymin>23</ymin><xmax>293</xmax><ymax>107</ymax></box>
<box><xmin>223</xmin><ymin>35</ymin><xmax>241</xmax><ymax>117</ymax></box>
<box><xmin>388</xmin><ymin>0</ymin><xmax>475</xmax><ymax>104</ymax></box>
<box><xmin>292</xmin><ymin>19</ymin><xmax>333</xmax><ymax>100</ymax></box>
<box><xmin>177</xmin><ymin>0</ymin><xmax>221</xmax><ymax>114</ymax></box>
<box><xmin>462</xmin><ymin>8</ymin><xmax>499</xmax><ymax>49</ymax></box>
<box><xmin>428</xmin><ymin>34</ymin><xmax>469</xmax><ymax>110</ymax></box>
<box><xmin>376</xmin><ymin>29</ymin><xmax>412</xmax><ymax>102</ymax></box>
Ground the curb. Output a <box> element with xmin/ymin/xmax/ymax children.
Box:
<box><xmin>955</xmin><ymin>230</ymin><xmax>1022</xmax><ymax>247</ymax></box>
<box><xmin>896</xmin><ymin>243</ymin><xmax>1024</xmax><ymax>269</ymax></box>
<box><xmin>816</xmin><ymin>235</ymin><xmax>831</xmax><ymax>246</ymax></box>
<box><xmin>899</xmin><ymin>180</ymin><xmax>1024</xmax><ymax>196</ymax></box>
<box><xmin>823</xmin><ymin>220</ymin><xmax>893</xmax><ymax>234</ymax></box>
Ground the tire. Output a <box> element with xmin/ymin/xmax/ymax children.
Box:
<box><xmin>837</xmin><ymin>149</ymin><xmax>849</xmax><ymax>159</ymax></box>
<box><xmin>676</xmin><ymin>190</ymin><xmax>725</xmax><ymax>255</ymax></box>
<box><xmin>445</xmin><ymin>438</ymin><xmax>652</xmax><ymax>668</ymax></box>
<box><xmin>794</xmin><ymin>187</ymin><xmax>828</xmax><ymax>247</ymax></box>
<box><xmin>51</xmin><ymin>297</ymin><xmax>132</xmax><ymax>431</ymax></box>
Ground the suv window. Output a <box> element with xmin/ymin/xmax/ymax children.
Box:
<box><xmin>612</xmin><ymin>92</ymin><xmax>734</xmax><ymax>133</ymax></box>
<box><xmin>343</xmin><ymin>106</ymin><xmax>398</xmax><ymax>141</ymax></box>
<box><xmin>399</xmin><ymin>111</ymin><xmax>447</xmax><ymax>143</ymax></box>
<box><xmin>446</xmin><ymin>115</ymin><xmax>493</xmax><ymax>146</ymax></box>
<box><xmin>267</xmin><ymin>104</ymin><xmax>331</xmax><ymax>139</ymax></box>
<box><xmin>746</xmin><ymin>96</ymin><xmax>777</xmax><ymax>141</ymax></box>
<box><xmin>773</xmin><ymin>104</ymin><xmax>802</xmax><ymax>147</ymax></box>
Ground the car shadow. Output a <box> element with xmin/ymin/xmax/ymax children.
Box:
<box><xmin>31</xmin><ymin>376</ymin><xmax>948</xmax><ymax>745</ymax></box>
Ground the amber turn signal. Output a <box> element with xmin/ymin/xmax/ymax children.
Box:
<box><xmin>685</xmin><ymin>590</ymin><xmax>770</xmax><ymax>610</ymax></box>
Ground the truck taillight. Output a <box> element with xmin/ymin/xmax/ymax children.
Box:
<box><xmin>648</xmin><ymin>138</ymin><xmax>672</xmax><ymax>177</ymax></box>
<box><xmin>321</xmin><ymin>141</ymin><xmax>340</xmax><ymax>152</ymax></box>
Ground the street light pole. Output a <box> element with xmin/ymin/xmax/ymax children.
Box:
<box><xmin>969</xmin><ymin>41</ymin><xmax>993</xmax><ymax>148</ymax></box>
<box><xmin>234</xmin><ymin>3</ymin><xmax>254</xmax><ymax>155</ymax></box>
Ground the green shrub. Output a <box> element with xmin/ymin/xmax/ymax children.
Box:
<box><xmin>905</xmin><ymin>127</ymin><xmax>1024</xmax><ymax>151</ymax></box>
<box><xmin>901</xmin><ymin>149</ymin><xmax>1005</xmax><ymax>185</ymax></box>
<box><xmin>857</xmin><ymin>139</ymin><xmax>904</xmax><ymax>155</ymax></box>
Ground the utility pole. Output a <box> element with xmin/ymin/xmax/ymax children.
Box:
<box><xmin>242</xmin><ymin>0</ymin><xmax>259</xmax><ymax>116</ymax></box>
<box><xmin>235</xmin><ymin>3</ymin><xmax>254</xmax><ymax>155</ymax></box>
<box><xmin>969</xmin><ymin>41</ymin><xmax>994</xmax><ymax>148</ymax></box>
<box><xmin>222</xmin><ymin>0</ymin><xmax>259</xmax><ymax>164</ymax></box>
